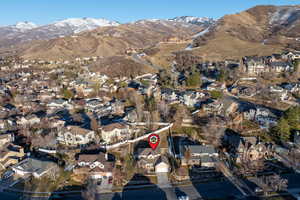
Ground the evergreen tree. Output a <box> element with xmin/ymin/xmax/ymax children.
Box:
<box><xmin>186</xmin><ymin>72</ymin><xmax>201</xmax><ymax>87</ymax></box>
<box><xmin>274</xmin><ymin>118</ymin><xmax>291</xmax><ymax>142</ymax></box>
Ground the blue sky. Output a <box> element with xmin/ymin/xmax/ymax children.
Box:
<box><xmin>0</xmin><ymin>0</ymin><xmax>298</xmax><ymax>25</ymax></box>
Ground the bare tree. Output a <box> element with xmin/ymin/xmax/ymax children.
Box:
<box><xmin>130</xmin><ymin>91</ymin><xmax>144</xmax><ymax>121</ymax></box>
<box><xmin>201</xmin><ymin>117</ymin><xmax>226</xmax><ymax>147</ymax></box>
<box><xmin>259</xmin><ymin>174</ymin><xmax>288</xmax><ymax>192</ymax></box>
<box><xmin>158</xmin><ymin>101</ymin><xmax>170</xmax><ymax>121</ymax></box>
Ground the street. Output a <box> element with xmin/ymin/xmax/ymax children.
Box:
<box><xmin>95</xmin><ymin>180</ymin><xmax>243</xmax><ymax>200</ymax></box>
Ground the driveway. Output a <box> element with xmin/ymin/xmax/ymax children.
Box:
<box><xmin>156</xmin><ymin>172</ymin><xmax>171</xmax><ymax>188</ymax></box>
<box><xmin>96</xmin><ymin>176</ymin><xmax>113</xmax><ymax>193</ymax></box>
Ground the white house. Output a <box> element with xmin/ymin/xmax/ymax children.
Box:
<box><xmin>57</xmin><ymin>126</ymin><xmax>95</xmax><ymax>146</ymax></box>
<box><xmin>101</xmin><ymin>123</ymin><xmax>131</xmax><ymax>144</ymax></box>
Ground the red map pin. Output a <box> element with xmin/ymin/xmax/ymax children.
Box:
<box><xmin>148</xmin><ymin>133</ymin><xmax>160</xmax><ymax>150</ymax></box>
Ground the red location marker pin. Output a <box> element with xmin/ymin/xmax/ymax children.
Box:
<box><xmin>148</xmin><ymin>134</ymin><xmax>160</xmax><ymax>150</ymax></box>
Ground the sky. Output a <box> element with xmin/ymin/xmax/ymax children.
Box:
<box><xmin>0</xmin><ymin>0</ymin><xmax>299</xmax><ymax>26</ymax></box>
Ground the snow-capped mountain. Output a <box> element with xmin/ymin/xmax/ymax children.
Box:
<box><xmin>52</xmin><ymin>18</ymin><xmax>120</xmax><ymax>33</ymax></box>
<box><xmin>0</xmin><ymin>22</ymin><xmax>39</xmax><ymax>43</ymax></box>
<box><xmin>133</xmin><ymin>16</ymin><xmax>215</xmax><ymax>28</ymax></box>
<box><xmin>0</xmin><ymin>18</ymin><xmax>120</xmax><ymax>48</ymax></box>
<box><xmin>169</xmin><ymin>16</ymin><xmax>215</xmax><ymax>26</ymax></box>
<box><xmin>14</xmin><ymin>22</ymin><xmax>38</xmax><ymax>31</ymax></box>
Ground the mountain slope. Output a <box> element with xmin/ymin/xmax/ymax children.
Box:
<box><xmin>189</xmin><ymin>5</ymin><xmax>300</xmax><ymax>60</ymax></box>
<box><xmin>19</xmin><ymin>20</ymin><xmax>204</xmax><ymax>60</ymax></box>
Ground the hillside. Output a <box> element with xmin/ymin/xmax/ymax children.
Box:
<box><xmin>17</xmin><ymin>20</ymin><xmax>203</xmax><ymax>61</ymax></box>
<box><xmin>1</xmin><ymin>5</ymin><xmax>299</xmax><ymax>68</ymax></box>
<box><xmin>90</xmin><ymin>56</ymin><xmax>156</xmax><ymax>78</ymax></box>
<box><xmin>188</xmin><ymin>5</ymin><xmax>300</xmax><ymax>60</ymax></box>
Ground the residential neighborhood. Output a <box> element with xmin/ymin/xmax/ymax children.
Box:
<box><xmin>0</xmin><ymin>49</ymin><xmax>299</xmax><ymax>200</ymax></box>
<box><xmin>0</xmin><ymin>2</ymin><xmax>300</xmax><ymax>200</ymax></box>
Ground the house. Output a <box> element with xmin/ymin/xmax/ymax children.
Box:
<box><xmin>282</xmin><ymin>51</ymin><xmax>300</xmax><ymax>60</ymax></box>
<box><xmin>57</xmin><ymin>126</ymin><xmax>95</xmax><ymax>146</ymax></box>
<box><xmin>243</xmin><ymin>107</ymin><xmax>278</xmax><ymax>129</ymax></box>
<box><xmin>181</xmin><ymin>145</ymin><xmax>218</xmax><ymax>167</ymax></box>
<box><xmin>12</xmin><ymin>158</ymin><xmax>59</xmax><ymax>178</ymax></box>
<box><xmin>269</xmin><ymin>86</ymin><xmax>289</xmax><ymax>101</ymax></box>
<box><xmin>205</xmin><ymin>82</ymin><xmax>225</xmax><ymax>91</ymax></box>
<box><xmin>85</xmin><ymin>98</ymin><xmax>104</xmax><ymax>112</ymax></box>
<box><xmin>0</xmin><ymin>144</ymin><xmax>24</xmax><ymax>169</ymax></box>
<box><xmin>223</xmin><ymin>134</ymin><xmax>272</xmax><ymax>163</ymax></box>
<box><xmin>47</xmin><ymin>99</ymin><xmax>70</xmax><ymax>108</ymax></box>
<box><xmin>135</xmin><ymin>148</ymin><xmax>161</xmax><ymax>173</ymax></box>
<box><xmin>161</xmin><ymin>88</ymin><xmax>179</xmax><ymax>104</ymax></box>
<box><xmin>243</xmin><ymin>57</ymin><xmax>266</xmax><ymax>75</ymax></box>
<box><xmin>124</xmin><ymin>108</ymin><xmax>138</xmax><ymax>123</ymax></box>
<box><xmin>269</xmin><ymin>86</ymin><xmax>285</xmax><ymax>93</ymax></box>
<box><xmin>269</xmin><ymin>61</ymin><xmax>293</xmax><ymax>73</ymax></box>
<box><xmin>101</xmin><ymin>123</ymin><xmax>131</xmax><ymax>144</ymax></box>
<box><xmin>269</xmin><ymin>54</ymin><xmax>283</xmax><ymax>62</ymax></box>
<box><xmin>0</xmin><ymin>133</ymin><xmax>13</xmax><ymax>146</ymax></box>
<box><xmin>236</xmin><ymin>86</ymin><xmax>257</xmax><ymax>97</ymax></box>
<box><xmin>203</xmin><ymin>100</ymin><xmax>224</xmax><ymax>114</ymax></box>
<box><xmin>17</xmin><ymin>114</ymin><xmax>41</xmax><ymax>126</ymax></box>
<box><xmin>74</xmin><ymin>153</ymin><xmax>114</xmax><ymax>180</ymax></box>
<box><xmin>135</xmin><ymin>148</ymin><xmax>160</xmax><ymax>160</ymax></box>
<box><xmin>49</xmin><ymin>118</ymin><xmax>65</xmax><ymax>129</ymax></box>
<box><xmin>281</xmin><ymin>83</ymin><xmax>300</xmax><ymax>93</ymax></box>
<box><xmin>181</xmin><ymin>91</ymin><xmax>205</xmax><ymax>107</ymax></box>
<box><xmin>243</xmin><ymin>56</ymin><xmax>294</xmax><ymax>75</ymax></box>
<box><xmin>111</xmin><ymin>100</ymin><xmax>125</xmax><ymax>115</ymax></box>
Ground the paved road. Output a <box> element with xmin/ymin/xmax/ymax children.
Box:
<box><xmin>216</xmin><ymin>160</ymin><xmax>255</xmax><ymax>196</ymax></box>
<box><xmin>3</xmin><ymin>173</ymin><xmax>299</xmax><ymax>200</ymax></box>
<box><xmin>95</xmin><ymin>179</ymin><xmax>243</xmax><ymax>200</ymax></box>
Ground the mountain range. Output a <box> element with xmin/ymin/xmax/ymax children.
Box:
<box><xmin>12</xmin><ymin>18</ymin><xmax>210</xmax><ymax>60</ymax></box>
<box><xmin>0</xmin><ymin>18</ymin><xmax>120</xmax><ymax>49</ymax></box>
<box><xmin>0</xmin><ymin>5</ymin><xmax>299</xmax><ymax>65</ymax></box>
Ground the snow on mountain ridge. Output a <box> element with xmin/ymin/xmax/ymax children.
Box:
<box><xmin>169</xmin><ymin>16</ymin><xmax>215</xmax><ymax>25</ymax></box>
<box><xmin>269</xmin><ymin>7</ymin><xmax>300</xmax><ymax>24</ymax></box>
<box><xmin>13</xmin><ymin>22</ymin><xmax>38</xmax><ymax>31</ymax></box>
<box><xmin>53</xmin><ymin>18</ymin><xmax>120</xmax><ymax>33</ymax></box>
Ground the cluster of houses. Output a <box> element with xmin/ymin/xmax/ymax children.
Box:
<box><xmin>242</xmin><ymin>52</ymin><xmax>300</xmax><ymax>76</ymax></box>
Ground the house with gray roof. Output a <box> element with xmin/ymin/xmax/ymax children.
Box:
<box><xmin>11</xmin><ymin>158</ymin><xmax>59</xmax><ymax>178</ymax></box>
<box><xmin>181</xmin><ymin>144</ymin><xmax>218</xmax><ymax>167</ymax></box>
